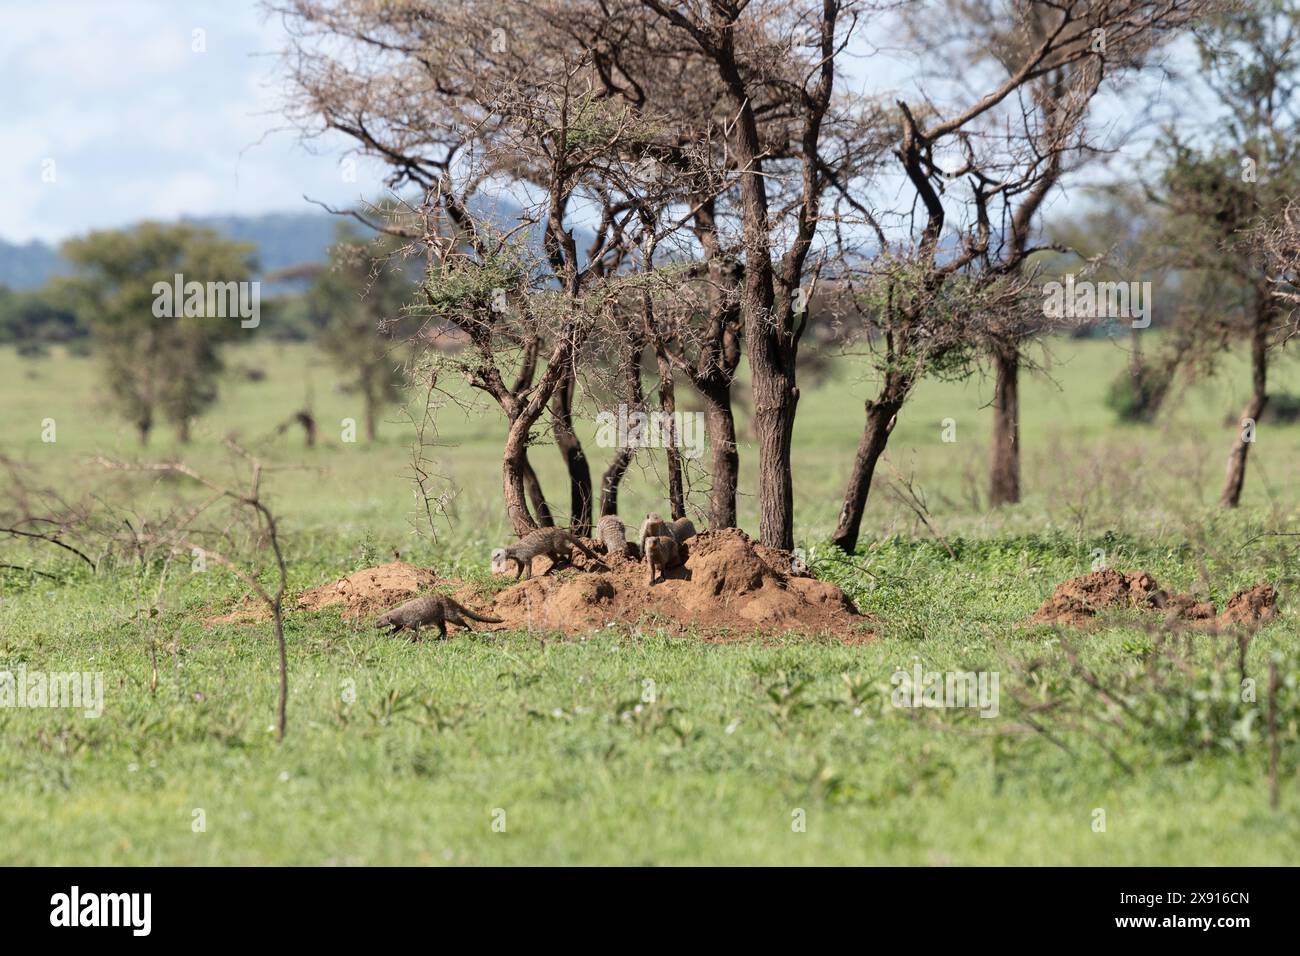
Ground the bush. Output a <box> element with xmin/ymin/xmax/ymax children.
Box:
<box><xmin>1106</xmin><ymin>361</ymin><xmax>1173</xmax><ymax>423</ymax></box>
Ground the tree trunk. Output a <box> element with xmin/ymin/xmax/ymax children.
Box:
<box><xmin>600</xmin><ymin>320</ymin><xmax>645</xmax><ymax>518</ymax></box>
<box><xmin>698</xmin><ymin>374</ymin><xmax>738</xmax><ymax>529</ymax></box>
<box><xmin>600</xmin><ymin>448</ymin><xmax>634</xmax><ymax>518</ymax></box>
<box><xmin>521</xmin><ymin>452</ymin><xmax>554</xmax><ymax>527</ymax></box>
<box><xmin>989</xmin><ymin>342</ymin><xmax>1021</xmax><ymax>506</ymax></box>
<box><xmin>721</xmin><ymin>56</ymin><xmax>796</xmax><ymax>550</ymax></box>
<box><xmin>1220</xmin><ymin>301</ymin><xmax>1270</xmax><ymax>508</ymax></box>
<box><xmin>176</xmin><ymin>417</ymin><xmax>191</xmax><ymax>444</ymax></box>
<box><xmin>550</xmin><ymin>372</ymin><xmax>592</xmax><ymax>535</ymax></box>
<box><xmin>654</xmin><ymin>348</ymin><xmax>685</xmax><ymax>521</ymax></box>
<box><xmin>686</xmin><ymin>199</ymin><xmax>742</xmax><ymax>531</ymax></box>
<box><xmin>503</xmin><ymin>414</ymin><xmax>539</xmax><ymax>536</ymax></box>
<box><xmin>831</xmin><ymin>393</ymin><xmax>905</xmax><ymax>554</ymax></box>
<box><xmin>752</xmin><ymin>364</ymin><xmax>798</xmax><ymax>549</ymax></box>
<box><xmin>364</xmin><ymin>389</ymin><xmax>377</xmax><ymax>442</ymax></box>
<box><xmin>298</xmin><ymin>411</ymin><xmax>317</xmax><ymax>448</ymax></box>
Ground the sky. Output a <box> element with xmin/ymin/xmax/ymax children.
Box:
<box><xmin>0</xmin><ymin>1</ymin><xmax>1207</xmax><ymax>247</ymax></box>
<box><xmin>0</xmin><ymin>0</ymin><xmax>387</xmax><ymax>244</ymax></box>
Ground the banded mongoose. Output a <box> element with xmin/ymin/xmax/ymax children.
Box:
<box><xmin>376</xmin><ymin>593</ymin><xmax>502</xmax><ymax>640</ymax></box>
<box><xmin>639</xmin><ymin>512</ymin><xmax>672</xmax><ymax>556</ymax></box>
<box><xmin>668</xmin><ymin>516</ymin><xmax>697</xmax><ymax>544</ymax></box>
<box><xmin>597</xmin><ymin>514</ymin><xmax>630</xmax><ymax>557</ymax></box>
<box><xmin>644</xmin><ymin>535</ymin><xmax>683</xmax><ymax>585</ymax></box>
<box><xmin>491</xmin><ymin>527</ymin><xmax>601</xmax><ymax>580</ymax></box>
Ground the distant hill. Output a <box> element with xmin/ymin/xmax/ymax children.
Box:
<box><xmin>0</xmin><ymin>211</ymin><xmax>341</xmax><ymax>291</ymax></box>
<box><xmin>179</xmin><ymin>211</ymin><xmax>341</xmax><ymax>274</ymax></box>
<box><xmin>0</xmin><ymin>239</ymin><xmax>66</xmax><ymax>290</ymax></box>
<box><xmin>0</xmin><ymin>201</ymin><xmax>593</xmax><ymax>292</ymax></box>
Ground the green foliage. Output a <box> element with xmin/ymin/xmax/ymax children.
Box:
<box><xmin>307</xmin><ymin>223</ymin><xmax>417</xmax><ymax>440</ymax></box>
<box><xmin>0</xmin><ymin>283</ymin><xmax>85</xmax><ymax>352</ymax></box>
<box><xmin>1105</xmin><ymin>361</ymin><xmax>1174</xmax><ymax>423</ymax></box>
<box><xmin>58</xmin><ymin>223</ymin><xmax>257</xmax><ymax>442</ymax></box>
<box><xmin>416</xmin><ymin>240</ymin><xmax>532</xmax><ymax>317</ymax></box>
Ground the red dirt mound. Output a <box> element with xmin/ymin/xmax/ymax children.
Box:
<box><xmin>1027</xmin><ymin>568</ymin><xmax>1278</xmax><ymax>630</ymax></box>
<box><xmin>297</xmin><ymin>561</ymin><xmax>440</xmax><ymax>618</ymax></box>
<box><xmin>207</xmin><ymin>531</ymin><xmax>870</xmax><ymax>640</ymax></box>
<box><xmin>1218</xmin><ymin>584</ymin><xmax>1280</xmax><ymax>627</ymax></box>
<box><xmin>466</xmin><ymin>528</ymin><xmax>870</xmax><ymax>639</ymax></box>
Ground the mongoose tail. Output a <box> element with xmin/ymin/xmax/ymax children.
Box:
<box><xmin>455</xmin><ymin>603</ymin><xmax>503</xmax><ymax>624</ymax></box>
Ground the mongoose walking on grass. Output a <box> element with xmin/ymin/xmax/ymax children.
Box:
<box><xmin>644</xmin><ymin>535</ymin><xmax>683</xmax><ymax>585</ymax></box>
<box><xmin>668</xmin><ymin>516</ymin><xmax>696</xmax><ymax>544</ymax></box>
<box><xmin>598</xmin><ymin>514</ymin><xmax>630</xmax><ymax>557</ymax></box>
<box><xmin>491</xmin><ymin>527</ymin><xmax>601</xmax><ymax>580</ymax></box>
<box><xmin>376</xmin><ymin>593</ymin><xmax>502</xmax><ymax>640</ymax></box>
<box><xmin>639</xmin><ymin>512</ymin><xmax>672</xmax><ymax>556</ymax></box>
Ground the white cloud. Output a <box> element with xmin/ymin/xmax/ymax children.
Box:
<box><xmin>0</xmin><ymin>1</ymin><xmax>385</xmax><ymax>244</ymax></box>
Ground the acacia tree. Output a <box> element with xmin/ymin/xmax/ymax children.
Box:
<box><xmin>828</xmin><ymin>0</ymin><xmax>1218</xmax><ymax>552</ymax></box>
<box><xmin>278</xmin><ymin>0</ymin><xmax>599</xmax><ymax>534</ymax></box>
<box><xmin>1148</xmin><ymin>0</ymin><xmax>1300</xmax><ymax>507</ymax></box>
<box><xmin>1252</xmin><ymin>201</ymin><xmax>1300</xmax><ymax>315</ymax></box>
<box><xmin>60</xmin><ymin>223</ymin><xmax>256</xmax><ymax>444</ymax></box>
<box><xmin>635</xmin><ymin>0</ymin><xmax>853</xmax><ymax>550</ymax></box>
<box><xmin>280</xmin><ymin>0</ymin><xmax>740</xmax><ymax>534</ymax></box>
<box><xmin>930</xmin><ymin>1</ymin><xmax>1215</xmax><ymax>506</ymax></box>
<box><xmin>307</xmin><ymin>222</ymin><xmax>412</xmax><ymax>442</ymax></box>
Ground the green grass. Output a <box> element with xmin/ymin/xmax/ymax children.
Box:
<box><xmin>2</xmin><ymin>337</ymin><xmax>1300</xmax><ymax>864</ymax></box>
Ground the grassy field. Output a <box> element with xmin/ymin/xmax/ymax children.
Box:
<box><xmin>2</xmin><ymin>337</ymin><xmax>1300</xmax><ymax>864</ymax></box>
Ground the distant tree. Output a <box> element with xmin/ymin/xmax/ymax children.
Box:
<box><xmin>1150</xmin><ymin>0</ymin><xmax>1300</xmax><ymax>506</ymax></box>
<box><xmin>306</xmin><ymin>224</ymin><xmax>412</xmax><ymax>442</ymax></box>
<box><xmin>829</xmin><ymin>0</ymin><xmax>1214</xmax><ymax>552</ymax></box>
<box><xmin>1044</xmin><ymin>195</ymin><xmax>1186</xmax><ymax>423</ymax></box>
<box><xmin>0</xmin><ymin>283</ymin><xmax>85</xmax><ymax>354</ymax></box>
<box><xmin>60</xmin><ymin>223</ymin><xmax>257</xmax><ymax>444</ymax></box>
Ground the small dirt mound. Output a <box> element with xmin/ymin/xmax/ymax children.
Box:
<box><xmin>297</xmin><ymin>561</ymin><xmax>440</xmax><ymax>618</ymax></box>
<box><xmin>1027</xmin><ymin>569</ymin><xmax>1278</xmax><ymax>630</ymax></box>
<box><xmin>476</xmin><ymin>528</ymin><xmax>869</xmax><ymax>639</ymax></box>
<box><xmin>204</xmin><ymin>594</ymin><xmax>270</xmax><ymax>626</ymax></box>
<box><xmin>1027</xmin><ymin>569</ymin><xmax>1166</xmax><ymax>626</ymax></box>
<box><xmin>1218</xmin><ymin>584</ymin><xmax>1279</xmax><ymax>627</ymax></box>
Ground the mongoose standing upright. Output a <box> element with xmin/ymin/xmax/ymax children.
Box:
<box><xmin>376</xmin><ymin>593</ymin><xmax>503</xmax><ymax>640</ymax></box>
<box><xmin>644</xmin><ymin>535</ymin><xmax>683</xmax><ymax>585</ymax></box>
<box><xmin>491</xmin><ymin>527</ymin><xmax>601</xmax><ymax>580</ymax></box>
<box><xmin>639</xmin><ymin>512</ymin><xmax>672</xmax><ymax>557</ymax></box>
<box><xmin>668</xmin><ymin>516</ymin><xmax>697</xmax><ymax>544</ymax></box>
<box><xmin>597</xmin><ymin>514</ymin><xmax>630</xmax><ymax>557</ymax></box>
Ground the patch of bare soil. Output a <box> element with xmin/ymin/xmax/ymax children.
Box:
<box><xmin>230</xmin><ymin>529</ymin><xmax>869</xmax><ymax>640</ymax></box>
<box><xmin>1027</xmin><ymin>568</ymin><xmax>1278</xmax><ymax>630</ymax></box>
<box><xmin>296</xmin><ymin>561</ymin><xmax>441</xmax><ymax>618</ymax></box>
<box><xmin>466</xmin><ymin>528</ymin><xmax>870</xmax><ymax>640</ymax></box>
<box><xmin>1217</xmin><ymin>584</ymin><xmax>1280</xmax><ymax>627</ymax></box>
<box><xmin>204</xmin><ymin>594</ymin><xmax>270</xmax><ymax>626</ymax></box>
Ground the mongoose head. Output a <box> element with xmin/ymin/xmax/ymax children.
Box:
<box><xmin>490</xmin><ymin>547</ymin><xmax>509</xmax><ymax>574</ymax></box>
